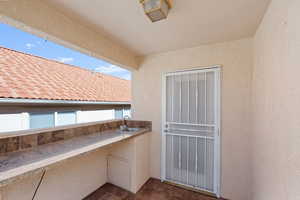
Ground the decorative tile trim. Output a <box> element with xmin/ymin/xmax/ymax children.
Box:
<box><xmin>0</xmin><ymin>120</ymin><xmax>151</xmax><ymax>155</ymax></box>
<box><xmin>125</xmin><ymin>120</ymin><xmax>152</xmax><ymax>131</ymax></box>
<box><xmin>0</xmin><ymin>137</ymin><xmax>20</xmax><ymax>154</ymax></box>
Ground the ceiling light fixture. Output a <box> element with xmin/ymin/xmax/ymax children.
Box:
<box><xmin>140</xmin><ymin>0</ymin><xmax>172</xmax><ymax>22</ymax></box>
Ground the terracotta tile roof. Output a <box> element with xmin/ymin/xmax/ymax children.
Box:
<box><xmin>0</xmin><ymin>47</ymin><xmax>131</xmax><ymax>102</ymax></box>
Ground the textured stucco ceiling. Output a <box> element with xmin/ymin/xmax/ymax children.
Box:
<box><xmin>46</xmin><ymin>0</ymin><xmax>270</xmax><ymax>56</ymax></box>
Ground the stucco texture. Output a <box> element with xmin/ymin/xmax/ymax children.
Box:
<box><xmin>252</xmin><ymin>0</ymin><xmax>300</xmax><ymax>199</ymax></box>
<box><xmin>132</xmin><ymin>38</ymin><xmax>253</xmax><ymax>200</ymax></box>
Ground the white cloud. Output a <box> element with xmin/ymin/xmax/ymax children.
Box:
<box><xmin>25</xmin><ymin>43</ymin><xmax>35</xmax><ymax>49</ymax></box>
<box><xmin>55</xmin><ymin>57</ymin><xmax>74</xmax><ymax>63</ymax></box>
<box><xmin>95</xmin><ymin>64</ymin><xmax>131</xmax><ymax>80</ymax></box>
<box><xmin>95</xmin><ymin>64</ymin><xmax>126</xmax><ymax>74</ymax></box>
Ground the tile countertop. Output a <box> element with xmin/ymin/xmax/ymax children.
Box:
<box><xmin>0</xmin><ymin>128</ymin><xmax>150</xmax><ymax>187</ymax></box>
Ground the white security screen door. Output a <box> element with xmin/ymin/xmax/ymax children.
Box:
<box><xmin>162</xmin><ymin>66</ymin><xmax>220</xmax><ymax>197</ymax></box>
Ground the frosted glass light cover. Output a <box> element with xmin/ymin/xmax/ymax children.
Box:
<box><xmin>143</xmin><ymin>0</ymin><xmax>161</xmax><ymax>11</ymax></box>
<box><xmin>142</xmin><ymin>0</ymin><xmax>169</xmax><ymax>22</ymax></box>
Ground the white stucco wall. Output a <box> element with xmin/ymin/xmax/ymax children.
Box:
<box><xmin>132</xmin><ymin>38</ymin><xmax>253</xmax><ymax>200</ymax></box>
<box><xmin>252</xmin><ymin>0</ymin><xmax>300</xmax><ymax>199</ymax></box>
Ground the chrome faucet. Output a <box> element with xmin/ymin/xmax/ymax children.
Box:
<box><xmin>123</xmin><ymin>115</ymin><xmax>131</xmax><ymax>120</ymax></box>
<box><xmin>120</xmin><ymin>115</ymin><xmax>131</xmax><ymax>131</ymax></box>
<box><xmin>120</xmin><ymin>125</ymin><xmax>128</xmax><ymax>131</ymax></box>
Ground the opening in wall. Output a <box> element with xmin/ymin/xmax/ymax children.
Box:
<box><xmin>0</xmin><ymin>22</ymin><xmax>132</xmax><ymax>134</ymax></box>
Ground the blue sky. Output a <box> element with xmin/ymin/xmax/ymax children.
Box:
<box><xmin>0</xmin><ymin>23</ymin><xmax>131</xmax><ymax>80</ymax></box>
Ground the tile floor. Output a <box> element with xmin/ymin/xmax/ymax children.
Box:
<box><xmin>84</xmin><ymin>178</ymin><xmax>222</xmax><ymax>200</ymax></box>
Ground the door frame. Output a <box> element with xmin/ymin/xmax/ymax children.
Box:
<box><xmin>161</xmin><ymin>65</ymin><xmax>221</xmax><ymax>197</ymax></box>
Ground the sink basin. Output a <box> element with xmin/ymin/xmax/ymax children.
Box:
<box><xmin>127</xmin><ymin>127</ymin><xmax>140</xmax><ymax>132</ymax></box>
<box><xmin>119</xmin><ymin>127</ymin><xmax>140</xmax><ymax>132</ymax></box>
